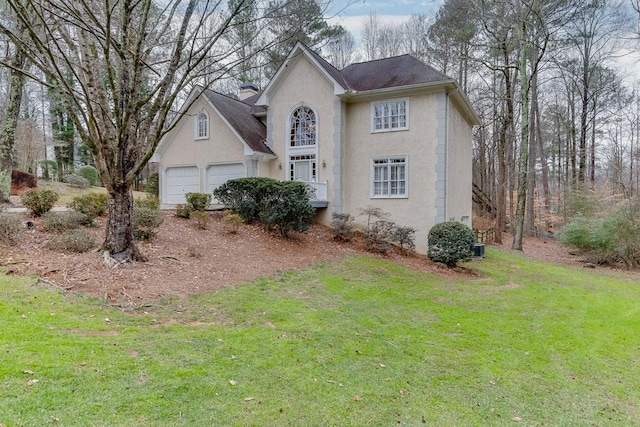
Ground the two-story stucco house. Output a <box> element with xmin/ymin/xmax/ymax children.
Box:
<box><xmin>153</xmin><ymin>42</ymin><xmax>480</xmax><ymax>254</ymax></box>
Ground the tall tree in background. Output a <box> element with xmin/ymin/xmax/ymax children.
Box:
<box><xmin>264</xmin><ymin>0</ymin><xmax>344</xmax><ymax>78</ymax></box>
<box><xmin>0</xmin><ymin>13</ymin><xmax>27</xmax><ymax>202</ymax></box>
<box><xmin>0</xmin><ymin>0</ymin><xmax>292</xmax><ymax>264</ymax></box>
<box><xmin>428</xmin><ymin>0</ymin><xmax>476</xmax><ymax>90</ymax></box>
<box><xmin>324</xmin><ymin>30</ymin><xmax>359</xmax><ymax>69</ymax></box>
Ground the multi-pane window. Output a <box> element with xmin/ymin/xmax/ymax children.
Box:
<box><xmin>290</xmin><ymin>107</ymin><xmax>316</xmax><ymax>147</ymax></box>
<box><xmin>196</xmin><ymin>111</ymin><xmax>208</xmax><ymax>139</ymax></box>
<box><xmin>372</xmin><ymin>99</ymin><xmax>408</xmax><ymax>132</ymax></box>
<box><xmin>289</xmin><ymin>154</ymin><xmax>316</xmax><ymax>182</ymax></box>
<box><xmin>372</xmin><ymin>157</ymin><xmax>407</xmax><ymax>197</ymax></box>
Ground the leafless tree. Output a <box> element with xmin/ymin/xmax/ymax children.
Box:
<box><xmin>0</xmin><ymin>0</ymin><xmax>299</xmax><ymax>263</ymax></box>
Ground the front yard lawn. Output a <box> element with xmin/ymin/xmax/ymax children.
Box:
<box><xmin>1</xmin><ymin>249</ymin><xmax>639</xmax><ymax>425</ymax></box>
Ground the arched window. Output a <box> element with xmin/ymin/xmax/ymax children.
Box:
<box><xmin>195</xmin><ymin>111</ymin><xmax>209</xmax><ymax>139</ymax></box>
<box><xmin>290</xmin><ymin>107</ymin><xmax>316</xmax><ymax>147</ymax></box>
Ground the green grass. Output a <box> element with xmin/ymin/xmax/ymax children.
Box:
<box><xmin>1</xmin><ymin>248</ymin><xmax>639</xmax><ymax>426</ymax></box>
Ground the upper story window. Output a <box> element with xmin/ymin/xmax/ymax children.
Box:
<box><xmin>371</xmin><ymin>98</ymin><xmax>408</xmax><ymax>132</ymax></box>
<box><xmin>290</xmin><ymin>106</ymin><xmax>316</xmax><ymax>147</ymax></box>
<box><xmin>371</xmin><ymin>157</ymin><xmax>408</xmax><ymax>198</ymax></box>
<box><xmin>195</xmin><ymin>111</ymin><xmax>209</xmax><ymax>140</ymax></box>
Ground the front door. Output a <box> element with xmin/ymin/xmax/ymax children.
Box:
<box><xmin>289</xmin><ymin>154</ymin><xmax>316</xmax><ymax>182</ymax></box>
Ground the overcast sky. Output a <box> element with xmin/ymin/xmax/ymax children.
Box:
<box><xmin>326</xmin><ymin>0</ymin><xmax>444</xmax><ymax>36</ymax></box>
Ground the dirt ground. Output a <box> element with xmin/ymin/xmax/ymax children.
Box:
<box><xmin>0</xmin><ymin>209</ymin><xmax>592</xmax><ymax>305</ymax></box>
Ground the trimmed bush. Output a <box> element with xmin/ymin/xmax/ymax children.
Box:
<box><xmin>428</xmin><ymin>221</ymin><xmax>475</xmax><ymax>267</ymax></box>
<box><xmin>175</xmin><ymin>204</ymin><xmax>191</xmax><ymax>219</ymax></box>
<box><xmin>331</xmin><ymin>212</ymin><xmax>355</xmax><ymax>242</ymax></box>
<box><xmin>62</xmin><ymin>173</ymin><xmax>90</xmax><ymax>188</ymax></box>
<box><xmin>214</xmin><ymin>177</ymin><xmax>315</xmax><ymax>237</ymax></box>
<box><xmin>213</xmin><ymin>177</ymin><xmax>280</xmax><ymax>223</ymax></box>
<box><xmin>0</xmin><ymin>213</ymin><xmax>21</xmax><ymax>246</ymax></box>
<box><xmin>68</xmin><ymin>193</ymin><xmax>108</xmax><ymax>222</ymax></box>
<box><xmin>186</xmin><ymin>192</ymin><xmax>211</xmax><ymax>212</ymax></box>
<box><xmin>133</xmin><ymin>207</ymin><xmax>164</xmax><ymax>241</ymax></box>
<box><xmin>42</xmin><ymin>211</ymin><xmax>89</xmax><ymax>233</ymax></box>
<box><xmin>20</xmin><ymin>188</ymin><xmax>59</xmax><ymax>217</ymax></box>
<box><xmin>47</xmin><ymin>229</ymin><xmax>96</xmax><ymax>253</ymax></box>
<box><xmin>77</xmin><ymin>165</ymin><xmax>99</xmax><ymax>186</ymax></box>
<box><xmin>135</xmin><ymin>194</ymin><xmax>160</xmax><ymax>210</ymax></box>
<box><xmin>258</xmin><ymin>181</ymin><xmax>315</xmax><ymax>237</ymax></box>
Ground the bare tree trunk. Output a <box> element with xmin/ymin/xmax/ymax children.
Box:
<box><xmin>0</xmin><ymin>41</ymin><xmax>27</xmax><ymax>202</ymax></box>
<box><xmin>525</xmin><ymin>68</ymin><xmax>538</xmax><ymax>236</ymax></box>
<box><xmin>104</xmin><ymin>186</ymin><xmax>146</xmax><ymax>262</ymax></box>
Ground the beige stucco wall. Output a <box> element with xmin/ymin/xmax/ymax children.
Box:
<box><xmin>263</xmin><ymin>54</ymin><xmax>337</xmax><ymax>224</ymax></box>
<box><xmin>343</xmin><ymin>93</ymin><xmax>440</xmax><ymax>253</ymax></box>
<box><xmin>446</xmin><ymin>97</ymin><xmax>473</xmax><ymax>227</ymax></box>
<box><xmin>157</xmin><ymin>96</ymin><xmax>250</xmax><ymax>204</ymax></box>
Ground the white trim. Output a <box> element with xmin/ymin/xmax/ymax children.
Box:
<box><xmin>370</xmin><ymin>156</ymin><xmax>409</xmax><ymax>199</ymax></box>
<box><xmin>194</xmin><ymin>110</ymin><xmax>209</xmax><ymax>140</ymax></box>
<box><xmin>370</xmin><ymin>98</ymin><xmax>409</xmax><ymax>133</ymax></box>
<box><xmin>286</xmin><ymin>103</ymin><xmax>319</xmax><ymax>181</ymax></box>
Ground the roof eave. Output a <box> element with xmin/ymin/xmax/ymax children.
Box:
<box><xmin>338</xmin><ymin>80</ymin><xmax>480</xmax><ymax>126</ymax></box>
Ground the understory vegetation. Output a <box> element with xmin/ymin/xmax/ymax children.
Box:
<box><xmin>558</xmin><ymin>189</ymin><xmax>640</xmax><ymax>267</ymax></box>
<box><xmin>0</xmin><ymin>249</ymin><xmax>639</xmax><ymax>425</ymax></box>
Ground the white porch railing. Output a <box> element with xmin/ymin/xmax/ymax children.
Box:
<box><xmin>304</xmin><ymin>181</ymin><xmax>328</xmax><ymax>201</ymax></box>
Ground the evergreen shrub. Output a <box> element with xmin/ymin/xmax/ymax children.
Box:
<box><xmin>20</xmin><ymin>188</ymin><xmax>59</xmax><ymax>217</ymax></box>
<box><xmin>77</xmin><ymin>165</ymin><xmax>99</xmax><ymax>186</ymax></box>
<box><xmin>428</xmin><ymin>221</ymin><xmax>475</xmax><ymax>267</ymax></box>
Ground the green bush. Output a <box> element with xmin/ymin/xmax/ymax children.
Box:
<box><xmin>76</xmin><ymin>165</ymin><xmax>99</xmax><ymax>186</ymax></box>
<box><xmin>558</xmin><ymin>198</ymin><xmax>640</xmax><ymax>267</ymax></box>
<box><xmin>20</xmin><ymin>188</ymin><xmax>59</xmax><ymax>217</ymax></box>
<box><xmin>214</xmin><ymin>178</ymin><xmax>315</xmax><ymax>236</ymax></box>
<box><xmin>0</xmin><ymin>213</ymin><xmax>21</xmax><ymax>246</ymax></box>
<box><xmin>213</xmin><ymin>177</ymin><xmax>280</xmax><ymax>223</ymax></box>
<box><xmin>42</xmin><ymin>211</ymin><xmax>88</xmax><ymax>232</ymax></box>
<box><xmin>135</xmin><ymin>194</ymin><xmax>160</xmax><ymax>210</ymax></box>
<box><xmin>47</xmin><ymin>229</ymin><xmax>96</xmax><ymax>253</ymax></box>
<box><xmin>186</xmin><ymin>192</ymin><xmax>211</xmax><ymax>212</ymax></box>
<box><xmin>133</xmin><ymin>207</ymin><xmax>164</xmax><ymax>241</ymax></box>
<box><xmin>63</xmin><ymin>173</ymin><xmax>90</xmax><ymax>188</ymax></box>
<box><xmin>68</xmin><ymin>192</ymin><xmax>108</xmax><ymax>222</ymax></box>
<box><xmin>428</xmin><ymin>221</ymin><xmax>475</xmax><ymax>267</ymax></box>
<box><xmin>175</xmin><ymin>204</ymin><xmax>191</xmax><ymax>219</ymax></box>
<box><xmin>257</xmin><ymin>180</ymin><xmax>315</xmax><ymax>237</ymax></box>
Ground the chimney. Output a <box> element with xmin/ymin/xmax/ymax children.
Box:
<box><xmin>239</xmin><ymin>82</ymin><xmax>259</xmax><ymax>101</ymax></box>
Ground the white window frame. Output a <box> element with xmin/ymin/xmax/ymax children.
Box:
<box><xmin>371</xmin><ymin>98</ymin><xmax>409</xmax><ymax>133</ymax></box>
<box><xmin>194</xmin><ymin>110</ymin><xmax>209</xmax><ymax>140</ymax></box>
<box><xmin>370</xmin><ymin>156</ymin><xmax>408</xmax><ymax>198</ymax></box>
<box><xmin>289</xmin><ymin>106</ymin><xmax>317</xmax><ymax>147</ymax></box>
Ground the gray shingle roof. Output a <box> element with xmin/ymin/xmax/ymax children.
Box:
<box><xmin>203</xmin><ymin>89</ymin><xmax>272</xmax><ymax>156</ymax></box>
<box><xmin>340</xmin><ymin>55</ymin><xmax>452</xmax><ymax>92</ymax></box>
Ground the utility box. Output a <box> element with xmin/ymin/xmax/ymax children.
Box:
<box><xmin>473</xmin><ymin>243</ymin><xmax>485</xmax><ymax>259</ymax></box>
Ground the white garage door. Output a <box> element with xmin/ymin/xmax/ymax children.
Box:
<box><xmin>165</xmin><ymin>166</ymin><xmax>200</xmax><ymax>204</ymax></box>
<box><xmin>207</xmin><ymin>163</ymin><xmax>246</xmax><ymax>201</ymax></box>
